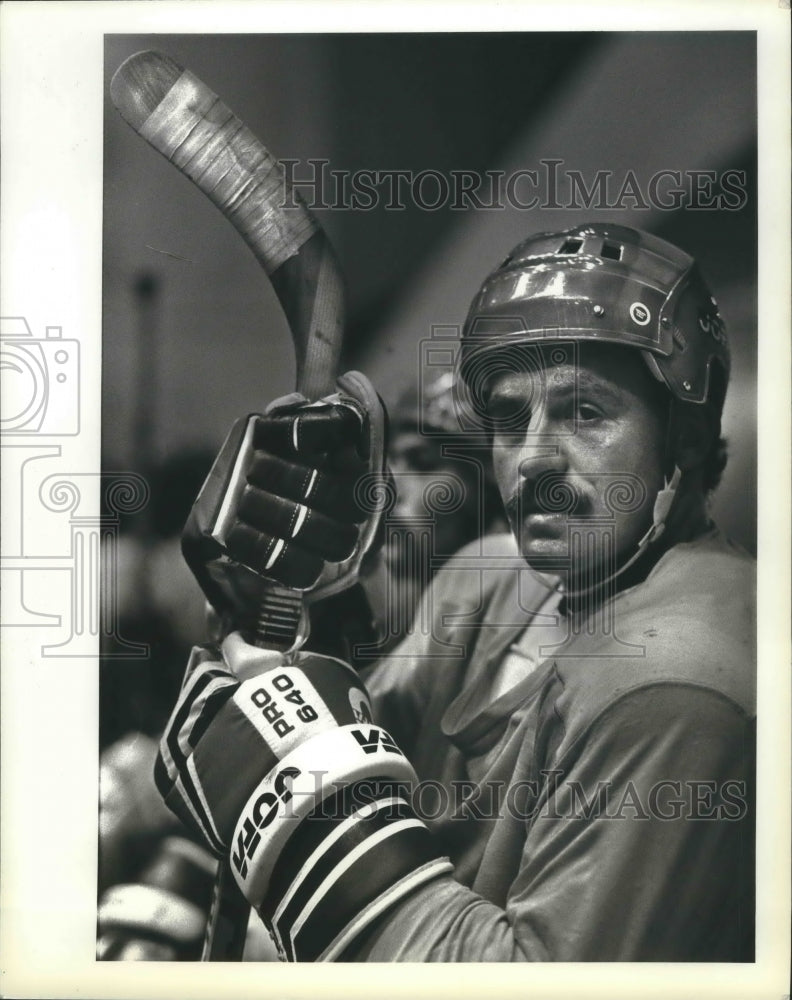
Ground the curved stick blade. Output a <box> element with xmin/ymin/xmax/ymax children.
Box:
<box><xmin>110</xmin><ymin>50</ymin><xmax>344</xmax><ymax>400</ymax></box>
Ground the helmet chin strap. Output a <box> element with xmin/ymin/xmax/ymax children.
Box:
<box><xmin>623</xmin><ymin>463</ymin><xmax>682</xmax><ymax>563</ymax></box>
<box><xmin>561</xmin><ymin>464</ymin><xmax>682</xmax><ymax>603</ymax></box>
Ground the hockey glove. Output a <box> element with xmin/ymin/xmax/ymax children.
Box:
<box><xmin>155</xmin><ymin>633</ymin><xmax>452</xmax><ymax>961</ymax></box>
<box><xmin>182</xmin><ymin>371</ymin><xmax>388</xmax><ymax>637</ymax></box>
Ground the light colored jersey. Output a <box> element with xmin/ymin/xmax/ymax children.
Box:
<box><xmin>354</xmin><ymin>528</ymin><xmax>755</xmax><ymax>961</ymax></box>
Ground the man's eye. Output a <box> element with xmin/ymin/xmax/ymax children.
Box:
<box><xmin>575</xmin><ymin>403</ymin><xmax>603</xmax><ymax>423</ymax></box>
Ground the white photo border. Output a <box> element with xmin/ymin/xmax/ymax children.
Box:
<box><xmin>1</xmin><ymin>2</ymin><xmax>789</xmax><ymax>998</ymax></box>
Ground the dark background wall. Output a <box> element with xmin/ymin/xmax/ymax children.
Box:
<box><xmin>103</xmin><ymin>32</ymin><xmax>756</xmax><ymax>552</ymax></box>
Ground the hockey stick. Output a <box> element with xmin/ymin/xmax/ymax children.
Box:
<box><xmin>110</xmin><ymin>50</ymin><xmax>346</xmax><ymax>961</ymax></box>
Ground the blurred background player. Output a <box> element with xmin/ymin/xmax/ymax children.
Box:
<box><xmin>98</xmin><ymin>448</ymin><xmax>222</xmax><ymax>959</ymax></box>
<box><xmin>376</xmin><ymin>371</ymin><xmax>507</xmax><ymax>650</ymax></box>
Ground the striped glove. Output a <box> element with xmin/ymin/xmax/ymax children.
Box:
<box><xmin>155</xmin><ymin>633</ymin><xmax>452</xmax><ymax>961</ymax></box>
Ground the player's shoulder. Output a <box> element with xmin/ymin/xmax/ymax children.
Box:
<box><xmin>650</xmin><ymin>527</ymin><xmax>755</xmax><ymax>593</ymax></box>
<box><xmin>553</xmin><ymin>528</ymin><xmax>756</xmax><ymax>730</ymax></box>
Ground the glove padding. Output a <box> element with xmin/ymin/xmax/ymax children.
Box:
<box><xmin>155</xmin><ymin>634</ymin><xmax>452</xmax><ymax>961</ymax></box>
<box><xmin>182</xmin><ymin>371</ymin><xmax>388</xmax><ymax>634</ymax></box>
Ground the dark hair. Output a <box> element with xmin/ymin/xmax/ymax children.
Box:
<box><xmin>694</xmin><ymin>361</ymin><xmax>729</xmax><ymax>494</ymax></box>
<box><xmin>701</xmin><ymin>435</ymin><xmax>729</xmax><ymax>493</ymax></box>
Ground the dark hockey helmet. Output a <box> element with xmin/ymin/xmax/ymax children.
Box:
<box><xmin>458</xmin><ymin>222</ymin><xmax>729</xmax><ymax>413</ymax></box>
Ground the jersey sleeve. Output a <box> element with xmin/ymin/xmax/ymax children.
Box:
<box><xmin>347</xmin><ymin>682</ymin><xmax>754</xmax><ymax>961</ymax></box>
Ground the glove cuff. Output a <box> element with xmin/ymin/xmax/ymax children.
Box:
<box><xmin>228</xmin><ymin>724</ymin><xmax>452</xmax><ymax>961</ymax></box>
<box><xmin>230</xmin><ymin>724</ymin><xmax>417</xmax><ymax>902</ymax></box>
<box><xmin>260</xmin><ymin>783</ymin><xmax>452</xmax><ymax>962</ymax></box>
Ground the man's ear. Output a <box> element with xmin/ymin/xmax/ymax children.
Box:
<box><xmin>671</xmin><ymin>402</ymin><xmax>718</xmax><ymax>472</ymax></box>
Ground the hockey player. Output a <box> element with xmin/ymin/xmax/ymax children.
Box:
<box><xmin>382</xmin><ymin>372</ymin><xmax>506</xmax><ymax>632</ymax></box>
<box><xmin>156</xmin><ymin>223</ymin><xmax>755</xmax><ymax>961</ymax></box>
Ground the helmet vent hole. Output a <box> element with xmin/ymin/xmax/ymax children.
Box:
<box><xmin>558</xmin><ymin>238</ymin><xmax>583</xmax><ymax>255</ymax></box>
<box><xmin>600</xmin><ymin>241</ymin><xmax>623</xmax><ymax>261</ymax></box>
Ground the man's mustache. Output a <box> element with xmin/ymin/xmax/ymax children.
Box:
<box><xmin>505</xmin><ymin>473</ymin><xmax>594</xmax><ymax>522</ymax></box>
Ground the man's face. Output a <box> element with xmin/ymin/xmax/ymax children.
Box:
<box><xmin>385</xmin><ymin>432</ymin><xmax>479</xmax><ymax>578</ymax></box>
<box><xmin>487</xmin><ymin>343</ymin><xmax>669</xmax><ymax>584</ymax></box>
